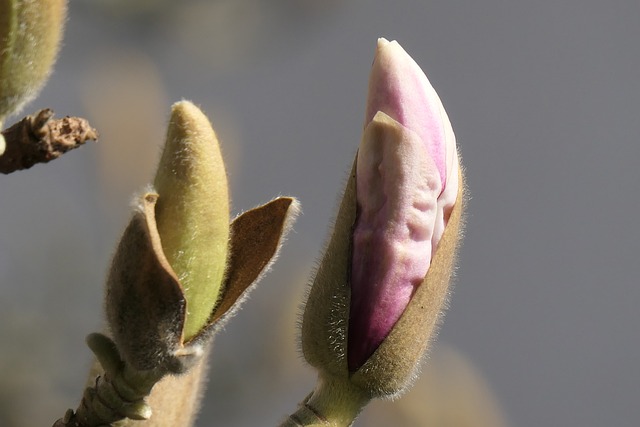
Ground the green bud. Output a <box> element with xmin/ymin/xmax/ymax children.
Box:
<box><xmin>153</xmin><ymin>100</ymin><xmax>230</xmax><ymax>341</ymax></box>
<box><xmin>80</xmin><ymin>101</ymin><xmax>300</xmax><ymax>426</ymax></box>
<box><xmin>105</xmin><ymin>102</ymin><xmax>300</xmax><ymax>375</ymax></box>
<box><xmin>0</xmin><ymin>0</ymin><xmax>67</xmax><ymax>124</ymax></box>
<box><xmin>99</xmin><ymin>192</ymin><xmax>300</xmax><ymax>425</ymax></box>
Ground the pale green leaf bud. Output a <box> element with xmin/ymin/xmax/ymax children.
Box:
<box><xmin>79</xmin><ymin>102</ymin><xmax>300</xmax><ymax>426</ymax></box>
<box><xmin>0</xmin><ymin>0</ymin><xmax>67</xmax><ymax>123</ymax></box>
<box><xmin>153</xmin><ymin>100</ymin><xmax>231</xmax><ymax>341</ymax></box>
<box><xmin>106</xmin><ymin>102</ymin><xmax>300</xmax><ymax>375</ymax></box>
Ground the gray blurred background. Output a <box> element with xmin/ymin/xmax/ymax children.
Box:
<box><xmin>1</xmin><ymin>1</ymin><xmax>639</xmax><ymax>426</ymax></box>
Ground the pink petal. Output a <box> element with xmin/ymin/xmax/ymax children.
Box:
<box><xmin>348</xmin><ymin>39</ymin><xmax>459</xmax><ymax>371</ymax></box>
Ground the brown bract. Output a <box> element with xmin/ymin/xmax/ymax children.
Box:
<box><xmin>106</xmin><ymin>193</ymin><xmax>300</xmax><ymax>373</ymax></box>
<box><xmin>53</xmin><ymin>195</ymin><xmax>300</xmax><ymax>427</ymax></box>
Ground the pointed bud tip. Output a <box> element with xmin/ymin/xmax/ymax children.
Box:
<box><xmin>155</xmin><ymin>100</ymin><xmax>227</xmax><ymax>193</ymax></box>
<box><xmin>164</xmin><ymin>100</ymin><xmax>215</xmax><ymax>148</ymax></box>
<box><xmin>366</xmin><ymin>37</ymin><xmax>452</xmax><ymax>189</ymax></box>
<box><xmin>170</xmin><ymin>100</ymin><xmax>204</xmax><ymax>125</ymax></box>
<box><xmin>376</xmin><ymin>37</ymin><xmax>392</xmax><ymax>50</ymax></box>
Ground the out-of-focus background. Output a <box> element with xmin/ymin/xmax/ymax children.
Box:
<box><xmin>1</xmin><ymin>1</ymin><xmax>639</xmax><ymax>426</ymax></box>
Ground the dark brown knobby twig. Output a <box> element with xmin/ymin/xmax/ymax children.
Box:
<box><xmin>0</xmin><ymin>109</ymin><xmax>98</xmax><ymax>174</ymax></box>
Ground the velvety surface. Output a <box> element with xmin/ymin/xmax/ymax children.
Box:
<box><xmin>1</xmin><ymin>2</ymin><xmax>638</xmax><ymax>426</ymax></box>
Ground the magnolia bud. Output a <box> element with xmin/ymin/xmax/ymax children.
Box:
<box><xmin>348</xmin><ymin>38</ymin><xmax>460</xmax><ymax>372</ymax></box>
<box><xmin>301</xmin><ymin>39</ymin><xmax>464</xmax><ymax>399</ymax></box>
<box><xmin>0</xmin><ymin>0</ymin><xmax>67</xmax><ymax>124</ymax></box>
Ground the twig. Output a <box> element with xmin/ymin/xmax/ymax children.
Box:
<box><xmin>0</xmin><ymin>109</ymin><xmax>98</xmax><ymax>174</ymax></box>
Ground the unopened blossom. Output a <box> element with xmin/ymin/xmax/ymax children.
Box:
<box><xmin>289</xmin><ymin>38</ymin><xmax>465</xmax><ymax>427</ymax></box>
<box><xmin>348</xmin><ymin>38</ymin><xmax>460</xmax><ymax>371</ymax></box>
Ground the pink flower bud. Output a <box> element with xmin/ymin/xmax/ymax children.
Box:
<box><xmin>348</xmin><ymin>38</ymin><xmax>460</xmax><ymax>371</ymax></box>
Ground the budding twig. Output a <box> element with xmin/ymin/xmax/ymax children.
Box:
<box><xmin>0</xmin><ymin>109</ymin><xmax>98</xmax><ymax>174</ymax></box>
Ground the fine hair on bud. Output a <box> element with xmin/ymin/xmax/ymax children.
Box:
<box><xmin>0</xmin><ymin>0</ymin><xmax>67</xmax><ymax>122</ymax></box>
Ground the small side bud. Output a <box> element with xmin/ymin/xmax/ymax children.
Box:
<box><xmin>0</xmin><ymin>0</ymin><xmax>67</xmax><ymax>123</ymax></box>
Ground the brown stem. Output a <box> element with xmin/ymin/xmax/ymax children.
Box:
<box><xmin>0</xmin><ymin>109</ymin><xmax>98</xmax><ymax>174</ymax></box>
